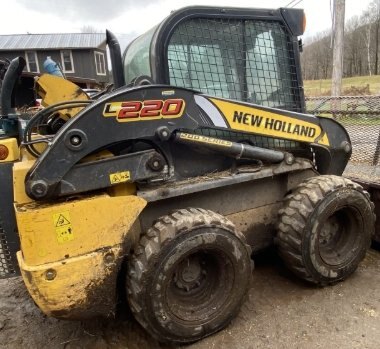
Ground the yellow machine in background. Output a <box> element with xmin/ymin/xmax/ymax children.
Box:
<box><xmin>35</xmin><ymin>74</ymin><xmax>89</xmax><ymax>118</ymax></box>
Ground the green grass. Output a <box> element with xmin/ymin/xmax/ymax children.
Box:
<box><xmin>304</xmin><ymin>75</ymin><xmax>380</xmax><ymax>96</ymax></box>
<box><xmin>339</xmin><ymin>117</ymin><xmax>380</xmax><ymax>126</ymax></box>
<box><xmin>305</xmin><ymin>112</ymin><xmax>380</xmax><ymax>125</ymax></box>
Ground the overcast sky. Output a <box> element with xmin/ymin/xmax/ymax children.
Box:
<box><xmin>0</xmin><ymin>0</ymin><xmax>374</xmax><ymax>41</ymax></box>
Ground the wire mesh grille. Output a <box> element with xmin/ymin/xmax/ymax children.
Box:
<box><xmin>306</xmin><ymin>95</ymin><xmax>380</xmax><ymax>183</ymax></box>
<box><xmin>168</xmin><ymin>17</ymin><xmax>302</xmax><ymax>112</ymax></box>
<box><xmin>0</xmin><ymin>224</ymin><xmax>17</xmax><ymax>279</ymax></box>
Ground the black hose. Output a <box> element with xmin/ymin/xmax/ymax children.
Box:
<box><xmin>23</xmin><ymin>100</ymin><xmax>92</xmax><ymax>157</ymax></box>
<box><xmin>0</xmin><ymin>57</ymin><xmax>26</xmax><ymax>118</ymax></box>
<box><xmin>106</xmin><ymin>30</ymin><xmax>125</xmax><ymax>89</ymax></box>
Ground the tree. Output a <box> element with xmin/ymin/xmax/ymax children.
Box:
<box><xmin>371</xmin><ymin>0</ymin><xmax>380</xmax><ymax>74</ymax></box>
<box><xmin>345</xmin><ymin>16</ymin><xmax>361</xmax><ymax>76</ymax></box>
<box><xmin>80</xmin><ymin>25</ymin><xmax>99</xmax><ymax>33</ymax></box>
<box><xmin>302</xmin><ymin>1</ymin><xmax>380</xmax><ymax>80</ymax></box>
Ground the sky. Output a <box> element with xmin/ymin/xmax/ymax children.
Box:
<box><xmin>0</xmin><ymin>0</ymin><xmax>374</xmax><ymax>42</ymax></box>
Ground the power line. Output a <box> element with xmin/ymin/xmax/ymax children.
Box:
<box><xmin>285</xmin><ymin>0</ymin><xmax>298</xmax><ymax>7</ymax></box>
<box><xmin>290</xmin><ymin>0</ymin><xmax>304</xmax><ymax>8</ymax></box>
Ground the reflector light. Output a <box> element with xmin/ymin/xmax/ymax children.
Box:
<box><xmin>0</xmin><ymin>144</ymin><xmax>9</xmax><ymax>160</ymax></box>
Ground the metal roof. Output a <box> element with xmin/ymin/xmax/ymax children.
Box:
<box><xmin>0</xmin><ymin>33</ymin><xmax>106</xmax><ymax>51</ymax></box>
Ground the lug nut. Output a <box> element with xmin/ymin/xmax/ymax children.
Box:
<box><xmin>30</xmin><ymin>180</ymin><xmax>48</xmax><ymax>198</ymax></box>
<box><xmin>104</xmin><ymin>252</ymin><xmax>115</xmax><ymax>265</ymax></box>
<box><xmin>70</xmin><ymin>135</ymin><xmax>82</xmax><ymax>146</ymax></box>
<box><xmin>341</xmin><ymin>141</ymin><xmax>351</xmax><ymax>153</ymax></box>
<box><xmin>45</xmin><ymin>269</ymin><xmax>57</xmax><ymax>281</ymax></box>
<box><xmin>148</xmin><ymin>155</ymin><xmax>164</xmax><ymax>171</ymax></box>
<box><xmin>284</xmin><ymin>153</ymin><xmax>295</xmax><ymax>165</ymax></box>
<box><xmin>64</xmin><ymin>130</ymin><xmax>88</xmax><ymax>151</ymax></box>
<box><xmin>156</xmin><ymin>127</ymin><xmax>171</xmax><ymax>141</ymax></box>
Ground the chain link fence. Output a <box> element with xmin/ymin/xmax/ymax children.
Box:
<box><xmin>306</xmin><ymin>95</ymin><xmax>380</xmax><ymax>183</ymax></box>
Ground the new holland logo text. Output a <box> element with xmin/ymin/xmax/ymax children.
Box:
<box><xmin>233</xmin><ymin>111</ymin><xmax>317</xmax><ymax>138</ymax></box>
<box><xmin>209</xmin><ymin>98</ymin><xmax>330</xmax><ymax>146</ymax></box>
<box><xmin>103</xmin><ymin>99</ymin><xmax>185</xmax><ymax>122</ymax></box>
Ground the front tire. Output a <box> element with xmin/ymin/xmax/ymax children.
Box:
<box><xmin>127</xmin><ymin>208</ymin><xmax>252</xmax><ymax>343</ymax></box>
<box><xmin>276</xmin><ymin>175</ymin><xmax>374</xmax><ymax>285</ymax></box>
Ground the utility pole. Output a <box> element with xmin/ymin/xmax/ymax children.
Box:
<box><xmin>331</xmin><ymin>0</ymin><xmax>345</xmax><ymax>96</ymax></box>
<box><xmin>375</xmin><ymin>0</ymin><xmax>380</xmax><ymax>75</ymax></box>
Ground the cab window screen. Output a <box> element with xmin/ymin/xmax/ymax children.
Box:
<box><xmin>167</xmin><ymin>18</ymin><xmax>301</xmax><ymax>112</ymax></box>
<box><xmin>124</xmin><ymin>26</ymin><xmax>156</xmax><ymax>84</ymax></box>
<box><xmin>168</xmin><ymin>44</ymin><xmax>230</xmax><ymax>98</ymax></box>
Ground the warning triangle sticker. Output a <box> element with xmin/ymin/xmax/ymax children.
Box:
<box><xmin>55</xmin><ymin>214</ymin><xmax>71</xmax><ymax>227</ymax></box>
<box><xmin>112</xmin><ymin>174</ymin><xmax>121</xmax><ymax>183</ymax></box>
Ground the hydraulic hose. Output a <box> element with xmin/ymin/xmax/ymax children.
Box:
<box><xmin>0</xmin><ymin>57</ymin><xmax>25</xmax><ymax>119</ymax></box>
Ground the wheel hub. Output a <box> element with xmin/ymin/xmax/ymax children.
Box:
<box><xmin>174</xmin><ymin>255</ymin><xmax>206</xmax><ymax>292</ymax></box>
<box><xmin>319</xmin><ymin>215</ymin><xmax>340</xmax><ymax>245</ymax></box>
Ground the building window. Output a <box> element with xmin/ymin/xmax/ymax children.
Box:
<box><xmin>60</xmin><ymin>50</ymin><xmax>74</xmax><ymax>73</ymax></box>
<box><xmin>25</xmin><ymin>51</ymin><xmax>39</xmax><ymax>73</ymax></box>
<box><xmin>94</xmin><ymin>51</ymin><xmax>106</xmax><ymax>75</ymax></box>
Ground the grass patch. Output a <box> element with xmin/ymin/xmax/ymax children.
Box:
<box><xmin>304</xmin><ymin>75</ymin><xmax>380</xmax><ymax>96</ymax></box>
<box><xmin>339</xmin><ymin>117</ymin><xmax>380</xmax><ymax>126</ymax></box>
<box><xmin>309</xmin><ymin>113</ymin><xmax>380</xmax><ymax>125</ymax></box>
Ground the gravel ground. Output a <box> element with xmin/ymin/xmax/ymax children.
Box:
<box><xmin>0</xmin><ymin>248</ymin><xmax>379</xmax><ymax>349</ymax></box>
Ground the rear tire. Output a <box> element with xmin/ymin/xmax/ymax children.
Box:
<box><xmin>127</xmin><ymin>208</ymin><xmax>252</xmax><ymax>343</ymax></box>
<box><xmin>276</xmin><ymin>175</ymin><xmax>374</xmax><ymax>285</ymax></box>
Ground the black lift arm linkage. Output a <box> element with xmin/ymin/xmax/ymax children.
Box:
<box><xmin>25</xmin><ymin>86</ymin><xmax>201</xmax><ymax>200</ymax></box>
<box><xmin>24</xmin><ymin>85</ymin><xmax>351</xmax><ymax>200</ymax></box>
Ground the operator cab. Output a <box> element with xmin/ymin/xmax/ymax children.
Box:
<box><xmin>122</xmin><ymin>6</ymin><xmax>306</xmax><ymax>113</ymax></box>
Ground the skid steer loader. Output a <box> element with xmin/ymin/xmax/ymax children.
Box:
<box><xmin>0</xmin><ymin>6</ymin><xmax>375</xmax><ymax>344</ymax></box>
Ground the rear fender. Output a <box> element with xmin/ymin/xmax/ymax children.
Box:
<box><xmin>15</xmin><ymin>192</ymin><xmax>146</xmax><ymax>318</ymax></box>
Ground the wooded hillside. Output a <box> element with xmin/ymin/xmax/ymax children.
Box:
<box><xmin>302</xmin><ymin>1</ymin><xmax>380</xmax><ymax>80</ymax></box>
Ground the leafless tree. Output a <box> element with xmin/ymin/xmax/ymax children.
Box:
<box><xmin>80</xmin><ymin>25</ymin><xmax>99</xmax><ymax>33</ymax></box>
<box><xmin>302</xmin><ymin>1</ymin><xmax>380</xmax><ymax>80</ymax></box>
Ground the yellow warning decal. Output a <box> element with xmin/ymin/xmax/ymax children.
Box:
<box><xmin>209</xmin><ymin>98</ymin><xmax>330</xmax><ymax>146</ymax></box>
<box><xmin>179</xmin><ymin>133</ymin><xmax>232</xmax><ymax>147</ymax></box>
<box><xmin>109</xmin><ymin>171</ymin><xmax>131</xmax><ymax>185</ymax></box>
<box><xmin>52</xmin><ymin>211</ymin><xmax>74</xmax><ymax>244</ymax></box>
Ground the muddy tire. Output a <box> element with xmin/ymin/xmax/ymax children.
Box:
<box><xmin>276</xmin><ymin>175</ymin><xmax>374</xmax><ymax>285</ymax></box>
<box><xmin>127</xmin><ymin>208</ymin><xmax>252</xmax><ymax>343</ymax></box>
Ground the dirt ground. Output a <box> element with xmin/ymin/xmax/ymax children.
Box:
<box><xmin>0</xmin><ymin>248</ymin><xmax>379</xmax><ymax>349</ymax></box>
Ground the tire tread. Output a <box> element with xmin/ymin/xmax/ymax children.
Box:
<box><xmin>276</xmin><ymin>175</ymin><xmax>374</xmax><ymax>285</ymax></box>
<box><xmin>127</xmin><ymin>208</ymin><xmax>251</xmax><ymax>343</ymax></box>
